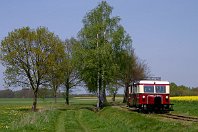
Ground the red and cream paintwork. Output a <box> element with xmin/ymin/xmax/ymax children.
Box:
<box><xmin>128</xmin><ymin>80</ymin><xmax>173</xmax><ymax>112</ymax></box>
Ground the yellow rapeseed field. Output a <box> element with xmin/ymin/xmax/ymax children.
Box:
<box><xmin>170</xmin><ymin>96</ymin><xmax>198</xmax><ymax>101</ymax></box>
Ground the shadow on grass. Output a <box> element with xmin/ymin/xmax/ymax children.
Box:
<box><xmin>17</xmin><ymin>108</ymin><xmax>31</xmax><ymax>112</ymax></box>
<box><xmin>56</xmin><ymin>104</ymin><xmax>97</xmax><ymax>112</ymax></box>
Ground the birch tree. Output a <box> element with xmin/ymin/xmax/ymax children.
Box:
<box><xmin>77</xmin><ymin>1</ymin><xmax>132</xmax><ymax>107</ymax></box>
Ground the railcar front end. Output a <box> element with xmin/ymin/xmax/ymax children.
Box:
<box><xmin>127</xmin><ymin>80</ymin><xmax>173</xmax><ymax>112</ymax></box>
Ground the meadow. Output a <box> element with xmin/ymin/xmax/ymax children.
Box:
<box><xmin>0</xmin><ymin>97</ymin><xmax>198</xmax><ymax>132</ymax></box>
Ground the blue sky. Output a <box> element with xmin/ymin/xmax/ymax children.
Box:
<box><xmin>0</xmin><ymin>0</ymin><xmax>198</xmax><ymax>90</ymax></box>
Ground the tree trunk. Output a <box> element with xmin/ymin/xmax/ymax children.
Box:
<box><xmin>123</xmin><ymin>84</ymin><xmax>129</xmax><ymax>103</ymax></box>
<box><xmin>54</xmin><ymin>86</ymin><xmax>57</xmax><ymax>103</ymax></box>
<box><xmin>32</xmin><ymin>92</ymin><xmax>37</xmax><ymax>111</ymax></box>
<box><xmin>65</xmin><ymin>86</ymin><xmax>69</xmax><ymax>105</ymax></box>
<box><xmin>65</xmin><ymin>78</ymin><xmax>69</xmax><ymax>105</ymax></box>
<box><xmin>102</xmin><ymin>87</ymin><xmax>107</xmax><ymax>103</ymax></box>
<box><xmin>98</xmin><ymin>71</ymin><xmax>102</xmax><ymax>108</ymax></box>
<box><xmin>112</xmin><ymin>92</ymin><xmax>116</xmax><ymax>102</ymax></box>
<box><xmin>66</xmin><ymin>89</ymin><xmax>69</xmax><ymax>105</ymax></box>
<box><xmin>54</xmin><ymin>93</ymin><xmax>57</xmax><ymax>103</ymax></box>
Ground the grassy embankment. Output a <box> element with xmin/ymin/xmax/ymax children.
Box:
<box><xmin>0</xmin><ymin>97</ymin><xmax>198</xmax><ymax>132</ymax></box>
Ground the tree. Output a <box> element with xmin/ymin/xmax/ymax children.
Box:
<box><xmin>123</xmin><ymin>53</ymin><xmax>150</xmax><ymax>103</ymax></box>
<box><xmin>38</xmin><ymin>87</ymin><xmax>48</xmax><ymax>100</ymax></box>
<box><xmin>107</xmin><ymin>82</ymin><xmax>119</xmax><ymax>102</ymax></box>
<box><xmin>76</xmin><ymin>1</ymin><xmax>132</xmax><ymax>108</ymax></box>
<box><xmin>46</xmin><ymin>43</ymin><xmax>65</xmax><ymax>103</ymax></box>
<box><xmin>0</xmin><ymin>27</ymin><xmax>64</xmax><ymax>111</ymax></box>
<box><xmin>62</xmin><ymin>38</ymin><xmax>81</xmax><ymax>105</ymax></box>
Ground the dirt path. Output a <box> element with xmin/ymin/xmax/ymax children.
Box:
<box><xmin>55</xmin><ymin>111</ymin><xmax>65</xmax><ymax>132</ymax></box>
<box><xmin>55</xmin><ymin>110</ymin><xmax>89</xmax><ymax>132</ymax></box>
<box><xmin>76</xmin><ymin>110</ymin><xmax>89</xmax><ymax>132</ymax></box>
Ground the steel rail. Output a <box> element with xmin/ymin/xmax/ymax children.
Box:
<box><xmin>159</xmin><ymin>113</ymin><xmax>198</xmax><ymax>122</ymax></box>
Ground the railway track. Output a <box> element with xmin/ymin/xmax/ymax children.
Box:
<box><xmin>159</xmin><ymin>113</ymin><xmax>198</xmax><ymax>122</ymax></box>
<box><xmin>118</xmin><ymin>105</ymin><xmax>198</xmax><ymax>122</ymax></box>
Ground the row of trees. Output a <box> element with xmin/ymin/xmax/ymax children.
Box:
<box><xmin>0</xmin><ymin>1</ymin><xmax>148</xmax><ymax>111</ymax></box>
<box><xmin>1</xmin><ymin>83</ymin><xmax>198</xmax><ymax>98</ymax></box>
<box><xmin>0</xmin><ymin>27</ymin><xmax>80</xmax><ymax>111</ymax></box>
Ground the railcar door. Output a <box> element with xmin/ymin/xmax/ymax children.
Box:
<box><xmin>132</xmin><ymin>84</ymin><xmax>138</xmax><ymax>106</ymax></box>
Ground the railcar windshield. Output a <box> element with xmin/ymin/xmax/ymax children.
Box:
<box><xmin>156</xmin><ymin>86</ymin><xmax>166</xmax><ymax>93</ymax></box>
<box><xmin>144</xmin><ymin>86</ymin><xmax>154</xmax><ymax>93</ymax></box>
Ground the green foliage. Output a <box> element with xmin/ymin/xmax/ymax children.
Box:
<box><xmin>0</xmin><ymin>26</ymin><xmax>64</xmax><ymax>110</ymax></box>
<box><xmin>75</xmin><ymin>1</ymin><xmax>149</xmax><ymax>106</ymax></box>
<box><xmin>46</xmin><ymin>40</ymin><xmax>66</xmax><ymax>103</ymax></box>
<box><xmin>0</xmin><ymin>27</ymin><xmax>64</xmax><ymax>89</ymax></box>
<box><xmin>62</xmin><ymin>38</ymin><xmax>81</xmax><ymax>105</ymax></box>
<box><xmin>170</xmin><ymin>82</ymin><xmax>196</xmax><ymax>96</ymax></box>
<box><xmin>76</xmin><ymin>1</ymin><xmax>133</xmax><ymax>94</ymax></box>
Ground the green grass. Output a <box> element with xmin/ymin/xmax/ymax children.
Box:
<box><xmin>0</xmin><ymin>97</ymin><xmax>198</xmax><ymax>132</ymax></box>
<box><xmin>171</xmin><ymin>100</ymin><xmax>198</xmax><ymax>116</ymax></box>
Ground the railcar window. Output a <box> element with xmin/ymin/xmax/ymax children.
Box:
<box><xmin>144</xmin><ymin>86</ymin><xmax>154</xmax><ymax>93</ymax></box>
<box><xmin>133</xmin><ymin>85</ymin><xmax>137</xmax><ymax>93</ymax></box>
<box><xmin>156</xmin><ymin>86</ymin><xmax>166</xmax><ymax>93</ymax></box>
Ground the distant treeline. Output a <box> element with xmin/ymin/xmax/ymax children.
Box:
<box><xmin>0</xmin><ymin>88</ymin><xmax>124</xmax><ymax>98</ymax></box>
<box><xmin>170</xmin><ymin>83</ymin><xmax>198</xmax><ymax>96</ymax></box>
<box><xmin>0</xmin><ymin>88</ymin><xmax>62</xmax><ymax>98</ymax></box>
<box><xmin>0</xmin><ymin>83</ymin><xmax>197</xmax><ymax>98</ymax></box>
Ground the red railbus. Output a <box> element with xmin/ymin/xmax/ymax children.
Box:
<box><xmin>127</xmin><ymin>78</ymin><xmax>173</xmax><ymax>112</ymax></box>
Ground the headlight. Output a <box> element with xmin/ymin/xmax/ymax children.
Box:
<box><xmin>166</xmin><ymin>96</ymin><xmax>169</xmax><ymax>99</ymax></box>
<box><xmin>142</xmin><ymin>95</ymin><xmax>145</xmax><ymax>99</ymax></box>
